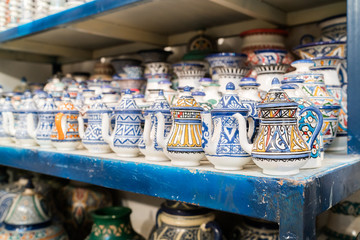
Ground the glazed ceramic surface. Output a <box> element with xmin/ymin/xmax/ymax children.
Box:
<box><xmin>110</xmin><ymin>58</ymin><xmax>142</xmax><ymax>77</ymax></box>
<box><xmin>232</xmin><ymin>217</ymin><xmax>279</xmax><ymax>240</ymax></box>
<box><xmin>234</xmin><ymin>78</ymin><xmax>323</xmax><ymax>175</ymax></box>
<box><xmin>51</xmin><ymin>93</ymin><xmax>81</xmax><ymax>150</ymax></box>
<box><xmin>78</xmin><ymin>97</ymin><xmax>112</xmax><ymax>153</ymax></box>
<box><xmin>156</xmin><ymin>86</ymin><xmax>204</xmax><ymax>166</ymax></box>
<box><xmin>0</xmin><ymin>181</ymin><xmax>68</xmax><ymax>240</ymax></box>
<box><xmin>2</xmin><ymin>97</ymin><xmax>16</xmax><ymax>143</ymax></box>
<box><xmin>254</xmin><ymin>49</ymin><xmax>287</xmax><ymax>65</ymax></box>
<box><xmin>203</xmin><ymin>83</ymin><xmax>222</xmax><ymax>107</ymax></box>
<box><xmin>192</xmin><ymin>90</ymin><xmax>212</xmax><ymax>111</ymax></box>
<box><xmin>149</xmin><ymin>201</ymin><xmax>222</xmax><ymax>240</ymax></box>
<box><xmin>141</xmin><ymin>90</ymin><xmax>171</xmax><ymax>161</ymax></box>
<box><xmin>205</xmin><ymin>53</ymin><xmax>247</xmax><ymax>68</ymax></box>
<box><xmin>281</xmin><ymin>82</ymin><xmax>323</xmax><ymax>168</ymax></box>
<box><xmin>102</xmin><ymin>89</ymin><xmax>143</xmax><ymax>157</ymax></box>
<box><xmin>57</xmin><ymin>182</ymin><xmax>112</xmax><ymax>240</ymax></box>
<box><xmin>176</xmin><ymin>69</ymin><xmax>206</xmax><ymax>89</ymax></box>
<box><xmin>293</xmin><ymin>41</ymin><xmax>346</xmax><ymax>59</ymax></box>
<box><xmin>0</xmin><ymin>99</ymin><xmax>12</xmax><ymax>144</ymax></box>
<box><xmin>319</xmin><ymin>14</ymin><xmax>347</xmax><ymax>42</ymax></box>
<box><xmin>254</xmin><ymin>64</ymin><xmax>289</xmax><ymax>98</ymax></box>
<box><xmin>214</xmin><ymin>66</ymin><xmax>250</xmax><ymax>94</ymax></box>
<box><xmin>284</xmin><ymin>60</ymin><xmax>341</xmax><ymax>150</ymax></box>
<box><xmin>87</xmin><ymin>207</ymin><xmax>144</xmax><ymax>240</ymax></box>
<box><xmin>202</xmin><ymin>82</ymin><xmax>251</xmax><ymax>170</ymax></box>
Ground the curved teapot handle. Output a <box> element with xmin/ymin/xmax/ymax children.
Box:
<box><xmin>200</xmin><ymin>221</ymin><xmax>222</xmax><ymax>240</ymax></box>
<box><xmin>246</xmin><ymin>116</ymin><xmax>255</xmax><ymax>142</ymax></box>
<box><xmin>298</xmin><ymin>106</ymin><xmax>323</xmax><ymax>150</ymax></box>
<box><xmin>55</xmin><ymin>113</ymin><xmax>67</xmax><ymax>140</ymax></box>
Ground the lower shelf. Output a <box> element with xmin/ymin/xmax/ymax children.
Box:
<box><xmin>0</xmin><ymin>143</ymin><xmax>358</xmax><ymax>239</ymax></box>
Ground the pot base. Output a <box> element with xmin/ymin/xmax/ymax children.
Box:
<box><xmin>326</xmin><ymin>135</ymin><xmax>347</xmax><ymax>152</ymax></box>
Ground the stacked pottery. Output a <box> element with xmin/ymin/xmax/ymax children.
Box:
<box><xmin>239</xmin><ymin>28</ymin><xmax>293</xmax><ymax>77</ymax></box>
<box><xmin>192</xmin><ymin>90</ymin><xmax>212</xmax><ymax>110</ymax></box>
<box><xmin>0</xmin><ymin>179</ymin><xmax>69</xmax><ymax>239</ymax></box>
<box><xmin>57</xmin><ymin>181</ymin><xmax>112</xmax><ymax>240</ymax></box>
<box><xmin>201</xmin><ymin>82</ymin><xmax>252</xmax><ymax>170</ymax></box>
<box><xmin>281</xmin><ymin>81</ymin><xmax>323</xmax><ymax>168</ymax></box>
<box><xmin>90</xmin><ymin>60</ymin><xmax>114</xmax><ymax>82</ymax></box>
<box><xmin>86</xmin><ymin>207</ymin><xmax>144</xmax><ymax>240</ymax></box>
<box><xmin>253</xmin><ymin>49</ymin><xmax>290</xmax><ymax>98</ymax></box>
<box><xmin>28</xmin><ymin>94</ymin><xmax>56</xmax><ymax>148</ymax></box>
<box><xmin>284</xmin><ymin>60</ymin><xmax>341</xmax><ymax>150</ymax></box>
<box><xmin>205</xmin><ymin>53</ymin><xmax>247</xmax><ymax>89</ymax></box>
<box><xmin>78</xmin><ymin>96</ymin><xmax>112</xmax><ymax>153</ymax></box>
<box><xmin>102</xmin><ymin>89</ymin><xmax>143</xmax><ymax>157</ymax></box>
<box><xmin>238</xmin><ymin>77</ymin><xmax>261</xmax><ymax>143</ymax></box>
<box><xmin>156</xmin><ymin>86</ymin><xmax>204</xmax><ymax>166</ymax></box>
<box><xmin>51</xmin><ymin>93</ymin><xmax>81</xmax><ymax>150</ymax></box>
<box><xmin>144</xmin><ymin>62</ymin><xmax>172</xmax><ymax>97</ymax></box>
<box><xmin>140</xmin><ymin>90</ymin><xmax>171</xmax><ymax>161</ymax></box>
<box><xmin>0</xmin><ymin>98</ymin><xmax>12</xmax><ymax>144</ymax></box>
<box><xmin>173</xmin><ymin>62</ymin><xmax>206</xmax><ymax>89</ymax></box>
<box><xmin>149</xmin><ymin>201</ymin><xmax>222</xmax><ymax>240</ymax></box>
<box><xmin>234</xmin><ymin>78</ymin><xmax>323</xmax><ymax>175</ymax></box>
<box><xmin>232</xmin><ymin>217</ymin><xmax>279</xmax><ymax>240</ymax></box>
<box><xmin>2</xmin><ymin>97</ymin><xmax>16</xmax><ymax>143</ymax></box>
<box><xmin>111</xmin><ymin>58</ymin><xmax>146</xmax><ymax>91</ymax></box>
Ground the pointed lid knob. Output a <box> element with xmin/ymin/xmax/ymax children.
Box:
<box><xmin>212</xmin><ymin>82</ymin><xmax>247</xmax><ymax>113</ymax></box>
<box><xmin>172</xmin><ymin>85</ymin><xmax>202</xmax><ymax>111</ymax></box>
<box><xmin>116</xmin><ymin>89</ymin><xmax>140</xmax><ymax>111</ymax></box>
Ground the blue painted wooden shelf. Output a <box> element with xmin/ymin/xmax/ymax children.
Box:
<box><xmin>0</xmin><ymin>144</ymin><xmax>358</xmax><ymax>239</ymax></box>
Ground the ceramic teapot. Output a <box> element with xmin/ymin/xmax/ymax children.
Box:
<box><xmin>51</xmin><ymin>93</ymin><xmax>81</xmax><ymax>150</ymax></box>
<box><xmin>156</xmin><ymin>86</ymin><xmax>204</xmax><ymax>166</ymax></box>
<box><xmin>141</xmin><ymin>90</ymin><xmax>171</xmax><ymax>161</ymax></box>
<box><xmin>0</xmin><ymin>179</ymin><xmax>69</xmax><ymax>239</ymax></box>
<box><xmin>28</xmin><ymin>94</ymin><xmax>56</xmax><ymax>148</ymax></box>
<box><xmin>201</xmin><ymin>82</ymin><xmax>252</xmax><ymax>170</ymax></box>
<box><xmin>0</xmin><ymin>98</ymin><xmax>12</xmax><ymax>144</ymax></box>
<box><xmin>233</xmin><ymin>78</ymin><xmax>323</xmax><ymax>175</ymax></box>
<box><xmin>14</xmin><ymin>93</ymin><xmax>38</xmax><ymax>147</ymax></box>
<box><xmin>2</xmin><ymin>97</ymin><xmax>16</xmax><ymax>143</ymax></box>
<box><xmin>102</xmin><ymin>89</ymin><xmax>143</xmax><ymax>157</ymax></box>
<box><xmin>149</xmin><ymin>201</ymin><xmax>222</xmax><ymax>240</ymax></box>
<box><xmin>78</xmin><ymin>96</ymin><xmax>112</xmax><ymax>153</ymax></box>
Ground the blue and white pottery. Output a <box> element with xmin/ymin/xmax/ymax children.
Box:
<box><xmin>202</xmin><ymin>82</ymin><xmax>251</xmax><ymax>170</ymax></box>
<box><xmin>156</xmin><ymin>86</ymin><xmax>204</xmax><ymax>167</ymax></box>
<box><xmin>102</xmin><ymin>89</ymin><xmax>143</xmax><ymax>157</ymax></box>
<box><xmin>0</xmin><ymin>100</ymin><xmax>12</xmax><ymax>144</ymax></box>
<box><xmin>2</xmin><ymin>97</ymin><xmax>16</xmax><ymax>143</ymax></box>
<box><xmin>172</xmin><ymin>62</ymin><xmax>204</xmax><ymax>74</ymax></box>
<box><xmin>123</xmin><ymin>65</ymin><xmax>144</xmax><ymax>79</ymax></box>
<box><xmin>205</xmin><ymin>52</ymin><xmax>247</xmax><ymax>68</ymax></box>
<box><xmin>214</xmin><ymin>66</ymin><xmax>250</xmax><ymax>94</ymax></box>
<box><xmin>192</xmin><ymin>90</ymin><xmax>212</xmax><ymax>111</ymax></box>
<box><xmin>15</xmin><ymin>93</ymin><xmax>38</xmax><ymax>147</ymax></box>
<box><xmin>232</xmin><ymin>217</ymin><xmax>279</xmax><ymax>240</ymax></box>
<box><xmin>110</xmin><ymin>58</ymin><xmax>142</xmax><ymax>78</ymax></box>
<box><xmin>29</xmin><ymin>94</ymin><xmax>56</xmax><ymax>148</ymax></box>
<box><xmin>149</xmin><ymin>201</ymin><xmax>222</xmax><ymax>240</ymax></box>
<box><xmin>254</xmin><ymin>64</ymin><xmax>289</xmax><ymax>98</ymax></box>
<box><xmin>238</xmin><ymin>77</ymin><xmax>261</xmax><ymax>144</ymax></box>
<box><xmin>145</xmin><ymin>62</ymin><xmax>171</xmax><ymax>77</ymax></box>
<box><xmin>175</xmin><ymin>69</ymin><xmax>206</xmax><ymax>89</ymax></box>
<box><xmin>293</xmin><ymin>41</ymin><xmax>346</xmax><ymax>59</ymax></box>
<box><xmin>234</xmin><ymin>78</ymin><xmax>323</xmax><ymax>175</ymax></box>
<box><xmin>140</xmin><ymin>90</ymin><xmax>171</xmax><ymax>161</ymax></box>
<box><xmin>281</xmin><ymin>82</ymin><xmax>323</xmax><ymax>168</ymax></box>
<box><xmin>254</xmin><ymin>49</ymin><xmax>287</xmax><ymax>65</ymax></box>
<box><xmin>78</xmin><ymin>97</ymin><xmax>112</xmax><ymax>154</ymax></box>
<box><xmin>158</xmin><ymin>80</ymin><xmax>177</xmax><ymax>105</ymax></box>
<box><xmin>203</xmin><ymin>83</ymin><xmax>221</xmax><ymax>107</ymax></box>
<box><xmin>319</xmin><ymin>14</ymin><xmax>347</xmax><ymax>42</ymax></box>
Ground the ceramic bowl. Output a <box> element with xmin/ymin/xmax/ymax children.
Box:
<box><xmin>145</xmin><ymin>62</ymin><xmax>171</xmax><ymax>77</ymax></box>
<box><xmin>138</xmin><ymin>49</ymin><xmax>173</xmax><ymax>63</ymax></box>
<box><xmin>110</xmin><ymin>58</ymin><xmax>142</xmax><ymax>76</ymax></box>
<box><xmin>293</xmin><ymin>41</ymin><xmax>346</xmax><ymax>59</ymax></box>
<box><xmin>123</xmin><ymin>65</ymin><xmax>144</xmax><ymax>79</ymax></box>
<box><xmin>254</xmin><ymin>49</ymin><xmax>287</xmax><ymax>65</ymax></box>
<box><xmin>319</xmin><ymin>14</ymin><xmax>347</xmax><ymax>42</ymax></box>
<box><xmin>205</xmin><ymin>52</ymin><xmax>247</xmax><ymax>68</ymax></box>
<box><xmin>172</xmin><ymin>62</ymin><xmax>204</xmax><ymax>74</ymax></box>
<box><xmin>112</xmin><ymin>79</ymin><xmax>146</xmax><ymax>91</ymax></box>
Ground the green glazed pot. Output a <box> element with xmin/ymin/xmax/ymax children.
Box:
<box><xmin>87</xmin><ymin>207</ymin><xmax>144</xmax><ymax>240</ymax></box>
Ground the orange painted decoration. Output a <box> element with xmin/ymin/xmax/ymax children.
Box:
<box><xmin>55</xmin><ymin>112</ymin><xmax>65</xmax><ymax>140</ymax></box>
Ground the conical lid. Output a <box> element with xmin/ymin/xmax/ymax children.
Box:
<box><xmin>259</xmin><ymin>78</ymin><xmax>298</xmax><ymax>108</ymax></box>
<box><xmin>146</xmin><ymin>90</ymin><xmax>170</xmax><ymax>114</ymax></box>
<box><xmin>19</xmin><ymin>92</ymin><xmax>37</xmax><ymax>112</ymax></box>
<box><xmin>115</xmin><ymin>89</ymin><xmax>141</xmax><ymax>112</ymax></box>
<box><xmin>212</xmin><ymin>82</ymin><xmax>248</xmax><ymax>113</ymax></box>
<box><xmin>58</xmin><ymin>93</ymin><xmax>77</xmax><ymax>111</ymax></box>
<box><xmin>87</xmin><ymin>96</ymin><xmax>111</xmax><ymax>113</ymax></box>
<box><xmin>171</xmin><ymin>86</ymin><xmax>203</xmax><ymax>111</ymax></box>
<box><xmin>4</xmin><ymin>179</ymin><xmax>51</xmax><ymax>226</ymax></box>
<box><xmin>40</xmin><ymin>94</ymin><xmax>56</xmax><ymax>112</ymax></box>
<box><xmin>2</xmin><ymin>97</ymin><xmax>13</xmax><ymax>112</ymax></box>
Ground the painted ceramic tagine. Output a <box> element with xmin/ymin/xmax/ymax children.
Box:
<box><xmin>232</xmin><ymin>217</ymin><xmax>279</xmax><ymax>240</ymax></box>
<box><xmin>140</xmin><ymin>90</ymin><xmax>171</xmax><ymax>161</ymax></box>
<box><xmin>102</xmin><ymin>89</ymin><xmax>143</xmax><ymax>157</ymax></box>
<box><xmin>28</xmin><ymin>93</ymin><xmax>56</xmax><ymax>148</ymax></box>
<box><xmin>149</xmin><ymin>201</ymin><xmax>222</xmax><ymax>240</ymax></box>
<box><xmin>0</xmin><ymin>179</ymin><xmax>69</xmax><ymax>240</ymax></box>
<box><xmin>234</xmin><ymin>78</ymin><xmax>323</xmax><ymax>175</ymax></box>
<box><xmin>156</xmin><ymin>86</ymin><xmax>204</xmax><ymax>167</ymax></box>
<box><xmin>86</xmin><ymin>207</ymin><xmax>144</xmax><ymax>240</ymax></box>
<box><xmin>284</xmin><ymin>60</ymin><xmax>341</xmax><ymax>150</ymax></box>
<box><xmin>281</xmin><ymin>81</ymin><xmax>323</xmax><ymax>168</ymax></box>
<box><xmin>201</xmin><ymin>82</ymin><xmax>252</xmax><ymax>170</ymax></box>
<box><xmin>51</xmin><ymin>93</ymin><xmax>81</xmax><ymax>150</ymax></box>
<box><xmin>78</xmin><ymin>96</ymin><xmax>112</xmax><ymax>154</ymax></box>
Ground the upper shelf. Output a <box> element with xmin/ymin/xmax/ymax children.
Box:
<box><xmin>0</xmin><ymin>0</ymin><xmax>346</xmax><ymax>64</ymax></box>
<box><xmin>0</xmin><ymin>143</ymin><xmax>358</xmax><ymax>238</ymax></box>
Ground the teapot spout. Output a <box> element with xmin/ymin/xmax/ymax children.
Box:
<box><xmin>233</xmin><ymin>113</ymin><xmax>253</xmax><ymax>154</ymax></box>
<box><xmin>200</xmin><ymin>111</ymin><xmax>213</xmax><ymax>153</ymax></box>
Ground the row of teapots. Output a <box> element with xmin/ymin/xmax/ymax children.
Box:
<box><xmin>0</xmin><ymin>75</ymin><xmax>332</xmax><ymax>176</ymax></box>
